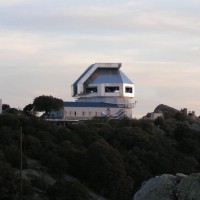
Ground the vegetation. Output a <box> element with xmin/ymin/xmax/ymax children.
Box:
<box><xmin>2</xmin><ymin>104</ymin><xmax>10</xmax><ymax>111</ymax></box>
<box><xmin>0</xmin><ymin>105</ymin><xmax>200</xmax><ymax>199</ymax></box>
<box><xmin>23</xmin><ymin>95</ymin><xmax>63</xmax><ymax>117</ymax></box>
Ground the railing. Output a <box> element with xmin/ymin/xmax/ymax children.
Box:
<box><xmin>110</xmin><ymin>109</ymin><xmax>125</xmax><ymax>119</ymax></box>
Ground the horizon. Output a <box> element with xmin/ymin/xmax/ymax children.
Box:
<box><xmin>1</xmin><ymin>0</ymin><xmax>200</xmax><ymax>118</ymax></box>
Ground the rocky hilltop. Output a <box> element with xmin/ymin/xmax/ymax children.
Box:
<box><xmin>134</xmin><ymin>173</ymin><xmax>200</xmax><ymax>200</ymax></box>
<box><xmin>1</xmin><ymin>104</ymin><xmax>200</xmax><ymax>200</ymax></box>
<box><xmin>154</xmin><ymin>104</ymin><xmax>179</xmax><ymax>118</ymax></box>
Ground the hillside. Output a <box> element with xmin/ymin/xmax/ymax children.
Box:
<box><xmin>0</xmin><ymin>105</ymin><xmax>200</xmax><ymax>200</ymax></box>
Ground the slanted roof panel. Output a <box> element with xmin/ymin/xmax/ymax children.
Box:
<box><xmin>73</xmin><ymin>64</ymin><xmax>93</xmax><ymax>86</ymax></box>
<box><xmin>119</xmin><ymin>70</ymin><xmax>133</xmax><ymax>84</ymax></box>
<box><xmin>86</xmin><ymin>68</ymin><xmax>133</xmax><ymax>84</ymax></box>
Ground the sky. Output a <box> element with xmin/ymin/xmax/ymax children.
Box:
<box><xmin>0</xmin><ymin>0</ymin><xmax>200</xmax><ymax>118</ymax></box>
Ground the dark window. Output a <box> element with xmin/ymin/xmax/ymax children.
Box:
<box><xmin>86</xmin><ymin>87</ymin><xmax>97</xmax><ymax>93</ymax></box>
<box><xmin>82</xmin><ymin>111</ymin><xmax>86</xmax><ymax>116</ymax></box>
<box><xmin>105</xmin><ymin>86</ymin><xmax>119</xmax><ymax>93</ymax></box>
<box><xmin>125</xmin><ymin>87</ymin><xmax>132</xmax><ymax>93</ymax></box>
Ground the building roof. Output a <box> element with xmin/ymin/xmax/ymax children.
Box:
<box><xmin>71</xmin><ymin>63</ymin><xmax>134</xmax><ymax>96</ymax></box>
<box><xmin>73</xmin><ymin>64</ymin><xmax>93</xmax><ymax>90</ymax></box>
<box><xmin>86</xmin><ymin>68</ymin><xmax>133</xmax><ymax>84</ymax></box>
<box><xmin>64</xmin><ymin>101</ymin><xmax>119</xmax><ymax>108</ymax></box>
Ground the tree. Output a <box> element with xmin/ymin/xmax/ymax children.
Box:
<box><xmin>85</xmin><ymin>139</ymin><xmax>134</xmax><ymax>200</ymax></box>
<box><xmin>0</xmin><ymin>161</ymin><xmax>20</xmax><ymax>199</ymax></box>
<box><xmin>23</xmin><ymin>104</ymin><xmax>34</xmax><ymax>113</ymax></box>
<box><xmin>0</xmin><ymin>113</ymin><xmax>20</xmax><ymax>128</ymax></box>
<box><xmin>33</xmin><ymin>95</ymin><xmax>63</xmax><ymax>117</ymax></box>
<box><xmin>48</xmin><ymin>180</ymin><xmax>92</xmax><ymax>200</ymax></box>
<box><xmin>2</xmin><ymin>104</ymin><xmax>10</xmax><ymax>111</ymax></box>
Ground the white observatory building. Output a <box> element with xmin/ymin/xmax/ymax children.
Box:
<box><xmin>61</xmin><ymin>63</ymin><xmax>135</xmax><ymax>120</ymax></box>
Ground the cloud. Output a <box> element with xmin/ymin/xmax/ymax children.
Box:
<box><xmin>1</xmin><ymin>0</ymin><xmax>200</xmax><ymax>36</ymax></box>
<box><xmin>0</xmin><ymin>0</ymin><xmax>32</xmax><ymax>7</ymax></box>
<box><xmin>1</xmin><ymin>0</ymin><xmax>200</xmax><ymax>117</ymax></box>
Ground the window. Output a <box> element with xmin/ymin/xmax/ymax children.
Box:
<box><xmin>82</xmin><ymin>111</ymin><xmax>86</xmax><ymax>116</ymax></box>
<box><xmin>125</xmin><ymin>87</ymin><xmax>133</xmax><ymax>93</ymax></box>
<box><xmin>86</xmin><ymin>87</ymin><xmax>97</xmax><ymax>93</ymax></box>
<box><xmin>105</xmin><ymin>86</ymin><xmax>119</xmax><ymax>93</ymax></box>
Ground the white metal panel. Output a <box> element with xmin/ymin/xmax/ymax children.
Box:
<box><xmin>94</xmin><ymin>63</ymin><xmax>121</xmax><ymax>69</ymax></box>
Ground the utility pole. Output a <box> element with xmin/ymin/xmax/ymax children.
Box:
<box><xmin>20</xmin><ymin>126</ymin><xmax>23</xmax><ymax>200</ymax></box>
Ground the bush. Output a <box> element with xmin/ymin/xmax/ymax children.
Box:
<box><xmin>48</xmin><ymin>180</ymin><xmax>92</xmax><ymax>200</ymax></box>
<box><xmin>85</xmin><ymin>139</ymin><xmax>134</xmax><ymax>200</ymax></box>
<box><xmin>23</xmin><ymin>135</ymin><xmax>42</xmax><ymax>159</ymax></box>
<box><xmin>40</xmin><ymin>151</ymin><xmax>68</xmax><ymax>174</ymax></box>
<box><xmin>0</xmin><ymin>113</ymin><xmax>20</xmax><ymax>129</ymax></box>
<box><xmin>4</xmin><ymin>145</ymin><xmax>28</xmax><ymax>169</ymax></box>
<box><xmin>0</xmin><ymin>161</ymin><xmax>20</xmax><ymax>199</ymax></box>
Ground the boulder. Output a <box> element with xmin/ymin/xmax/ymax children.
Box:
<box><xmin>23</xmin><ymin>168</ymin><xmax>56</xmax><ymax>186</ymax></box>
<box><xmin>154</xmin><ymin>104</ymin><xmax>179</xmax><ymax>119</ymax></box>
<box><xmin>134</xmin><ymin>173</ymin><xmax>200</xmax><ymax>200</ymax></box>
<box><xmin>176</xmin><ymin>173</ymin><xmax>200</xmax><ymax>200</ymax></box>
<box><xmin>133</xmin><ymin>174</ymin><xmax>177</xmax><ymax>200</ymax></box>
<box><xmin>175</xmin><ymin>173</ymin><xmax>187</xmax><ymax>183</ymax></box>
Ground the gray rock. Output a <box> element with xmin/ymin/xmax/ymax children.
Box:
<box><xmin>23</xmin><ymin>169</ymin><xmax>56</xmax><ymax>186</ymax></box>
<box><xmin>191</xmin><ymin>122</ymin><xmax>200</xmax><ymax>131</ymax></box>
<box><xmin>133</xmin><ymin>174</ymin><xmax>177</xmax><ymax>200</ymax></box>
<box><xmin>154</xmin><ymin>104</ymin><xmax>179</xmax><ymax>119</ymax></box>
<box><xmin>176</xmin><ymin>173</ymin><xmax>200</xmax><ymax>200</ymax></box>
<box><xmin>175</xmin><ymin>173</ymin><xmax>188</xmax><ymax>183</ymax></box>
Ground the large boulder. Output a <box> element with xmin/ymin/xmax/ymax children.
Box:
<box><xmin>134</xmin><ymin>173</ymin><xmax>200</xmax><ymax>200</ymax></box>
<box><xmin>176</xmin><ymin>173</ymin><xmax>200</xmax><ymax>200</ymax></box>
<box><xmin>133</xmin><ymin>174</ymin><xmax>177</xmax><ymax>200</ymax></box>
<box><xmin>154</xmin><ymin>104</ymin><xmax>179</xmax><ymax>119</ymax></box>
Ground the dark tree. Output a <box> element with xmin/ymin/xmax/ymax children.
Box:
<box><xmin>85</xmin><ymin>139</ymin><xmax>134</xmax><ymax>200</ymax></box>
<box><xmin>2</xmin><ymin>104</ymin><xmax>10</xmax><ymax>111</ymax></box>
<box><xmin>48</xmin><ymin>181</ymin><xmax>92</xmax><ymax>200</ymax></box>
<box><xmin>0</xmin><ymin>161</ymin><xmax>20</xmax><ymax>199</ymax></box>
<box><xmin>33</xmin><ymin>95</ymin><xmax>63</xmax><ymax>116</ymax></box>
<box><xmin>23</xmin><ymin>104</ymin><xmax>34</xmax><ymax>113</ymax></box>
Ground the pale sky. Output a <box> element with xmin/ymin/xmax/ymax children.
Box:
<box><xmin>1</xmin><ymin>0</ymin><xmax>200</xmax><ymax>118</ymax></box>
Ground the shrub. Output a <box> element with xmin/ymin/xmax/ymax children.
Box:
<box><xmin>48</xmin><ymin>180</ymin><xmax>92</xmax><ymax>200</ymax></box>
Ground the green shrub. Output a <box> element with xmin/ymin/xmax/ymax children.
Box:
<box><xmin>48</xmin><ymin>180</ymin><xmax>92</xmax><ymax>200</ymax></box>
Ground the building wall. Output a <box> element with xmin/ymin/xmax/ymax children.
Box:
<box><xmin>80</xmin><ymin>83</ymin><xmax>134</xmax><ymax>99</ymax></box>
<box><xmin>77</xmin><ymin>97</ymin><xmax>133</xmax><ymax>108</ymax></box>
<box><xmin>49</xmin><ymin>110</ymin><xmax>63</xmax><ymax>119</ymax></box>
<box><xmin>63</xmin><ymin>106</ymin><xmax>133</xmax><ymax>120</ymax></box>
<box><xmin>150</xmin><ymin>113</ymin><xmax>163</xmax><ymax>120</ymax></box>
<box><xmin>123</xmin><ymin>84</ymin><xmax>135</xmax><ymax>97</ymax></box>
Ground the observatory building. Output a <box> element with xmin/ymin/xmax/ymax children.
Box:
<box><xmin>60</xmin><ymin>63</ymin><xmax>135</xmax><ymax>120</ymax></box>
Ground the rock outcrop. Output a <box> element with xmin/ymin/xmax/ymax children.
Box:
<box><xmin>176</xmin><ymin>173</ymin><xmax>200</xmax><ymax>200</ymax></box>
<box><xmin>133</xmin><ymin>173</ymin><xmax>200</xmax><ymax>200</ymax></box>
<box><xmin>154</xmin><ymin>104</ymin><xmax>179</xmax><ymax>119</ymax></box>
<box><xmin>133</xmin><ymin>174</ymin><xmax>177</xmax><ymax>200</ymax></box>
